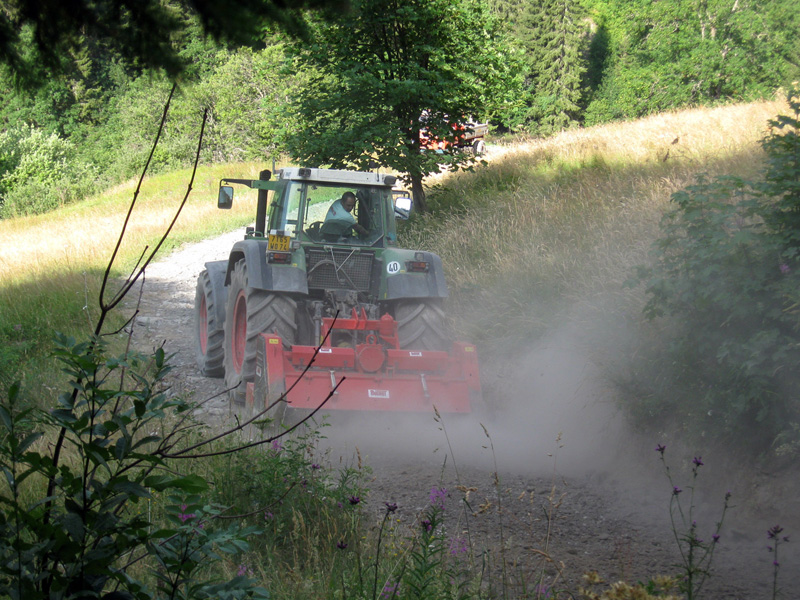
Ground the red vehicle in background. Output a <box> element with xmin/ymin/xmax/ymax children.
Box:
<box><xmin>420</xmin><ymin>117</ymin><xmax>488</xmax><ymax>155</ymax></box>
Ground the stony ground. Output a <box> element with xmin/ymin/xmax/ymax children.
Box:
<box><xmin>128</xmin><ymin>228</ymin><xmax>799</xmax><ymax>599</ymax></box>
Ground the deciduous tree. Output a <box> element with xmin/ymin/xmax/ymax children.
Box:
<box><xmin>286</xmin><ymin>0</ymin><xmax>522</xmax><ymax>212</ymax></box>
<box><xmin>0</xmin><ymin>0</ymin><xmax>344</xmax><ymax>85</ymax></box>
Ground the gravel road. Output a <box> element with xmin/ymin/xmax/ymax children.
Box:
<box><xmin>128</xmin><ymin>228</ymin><xmax>798</xmax><ymax>599</ymax></box>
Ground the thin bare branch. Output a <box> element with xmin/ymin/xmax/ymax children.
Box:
<box><xmin>97</xmin><ymin>83</ymin><xmax>176</xmax><ymax>330</ymax></box>
<box><xmin>105</xmin><ymin>107</ymin><xmax>209</xmax><ymax>315</ymax></box>
<box><xmin>169</xmin><ymin>312</ymin><xmax>341</xmax><ymax>455</ymax></box>
<box><xmin>161</xmin><ymin>379</ymin><xmax>343</xmax><ymax>459</ymax></box>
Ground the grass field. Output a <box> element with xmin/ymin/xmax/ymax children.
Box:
<box><xmin>0</xmin><ymin>98</ymin><xmax>787</xmax><ymax>399</ymax></box>
<box><xmin>0</xmin><ymin>161</ymin><xmax>279</xmax><ymax>392</ymax></box>
<box><xmin>401</xmin><ymin>99</ymin><xmax>786</xmax><ymax>356</ymax></box>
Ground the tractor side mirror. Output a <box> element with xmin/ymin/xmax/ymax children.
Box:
<box><xmin>218</xmin><ymin>185</ymin><xmax>234</xmax><ymax>209</ymax></box>
<box><xmin>394</xmin><ymin>196</ymin><xmax>412</xmax><ymax>220</ymax></box>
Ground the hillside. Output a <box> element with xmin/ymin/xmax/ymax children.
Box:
<box><xmin>2</xmin><ymin>98</ymin><xmax>799</xmax><ymax>598</ymax></box>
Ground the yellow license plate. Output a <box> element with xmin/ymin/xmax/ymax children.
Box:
<box><xmin>268</xmin><ymin>234</ymin><xmax>291</xmax><ymax>251</ymax></box>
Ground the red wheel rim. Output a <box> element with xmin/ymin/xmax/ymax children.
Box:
<box><xmin>199</xmin><ymin>294</ymin><xmax>208</xmax><ymax>354</ymax></box>
<box><xmin>232</xmin><ymin>290</ymin><xmax>247</xmax><ymax>373</ymax></box>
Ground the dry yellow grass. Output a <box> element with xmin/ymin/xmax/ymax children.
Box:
<box><xmin>402</xmin><ymin>98</ymin><xmax>789</xmax><ymax>351</ymax></box>
<box><xmin>0</xmin><ymin>162</ymin><xmax>269</xmax><ymax>288</ymax></box>
<box><xmin>488</xmin><ymin>98</ymin><xmax>785</xmax><ymax>169</ymax></box>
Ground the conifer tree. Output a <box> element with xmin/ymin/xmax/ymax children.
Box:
<box><xmin>524</xmin><ymin>0</ymin><xmax>587</xmax><ymax>135</ymax></box>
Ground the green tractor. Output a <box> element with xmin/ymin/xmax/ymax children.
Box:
<box><xmin>194</xmin><ymin>167</ymin><xmax>480</xmax><ymax>417</ymax></box>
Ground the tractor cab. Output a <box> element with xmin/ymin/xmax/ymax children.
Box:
<box><xmin>266</xmin><ymin>168</ymin><xmax>399</xmax><ymax>248</ymax></box>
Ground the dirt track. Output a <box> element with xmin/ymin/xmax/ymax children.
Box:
<box><xmin>128</xmin><ymin>228</ymin><xmax>798</xmax><ymax>599</ymax></box>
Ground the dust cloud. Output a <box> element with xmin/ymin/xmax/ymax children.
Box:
<box><xmin>315</xmin><ymin>310</ymin><xmax>800</xmax><ymax>579</ymax></box>
<box><xmin>316</xmin><ymin>319</ymin><xmax>634</xmax><ymax>484</ymax></box>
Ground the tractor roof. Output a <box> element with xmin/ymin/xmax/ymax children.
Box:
<box><xmin>277</xmin><ymin>167</ymin><xmax>396</xmax><ymax>187</ymax></box>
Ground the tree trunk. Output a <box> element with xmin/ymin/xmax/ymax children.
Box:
<box><xmin>410</xmin><ymin>173</ymin><xmax>428</xmax><ymax>213</ymax></box>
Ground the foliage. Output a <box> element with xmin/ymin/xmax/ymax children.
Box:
<box><xmin>1</xmin><ymin>0</ymin><xmax>798</xmax><ymax>217</ymax></box>
<box><xmin>767</xmin><ymin>524</ymin><xmax>790</xmax><ymax>600</ymax></box>
<box><xmin>0</xmin><ymin>336</ymin><xmax>268</xmax><ymax>599</ymax></box>
<box><xmin>655</xmin><ymin>447</ymin><xmax>729</xmax><ymax>600</ymax></box>
<box><xmin>581</xmin><ymin>0</ymin><xmax>800</xmax><ymax>125</ymax></box>
<box><xmin>635</xmin><ymin>88</ymin><xmax>800</xmax><ymax>454</ymax></box>
<box><xmin>0</xmin><ymin>125</ymin><xmax>97</xmax><ymax>217</ymax></box>
<box><xmin>0</xmin><ymin>0</ymin><xmax>343</xmax><ymax>86</ymax></box>
<box><xmin>512</xmin><ymin>0</ymin><xmax>589</xmax><ymax>135</ymax></box>
<box><xmin>199</xmin><ymin>43</ymin><xmax>309</xmax><ymax>163</ymax></box>
<box><xmin>286</xmin><ymin>0</ymin><xmax>522</xmax><ymax>212</ymax></box>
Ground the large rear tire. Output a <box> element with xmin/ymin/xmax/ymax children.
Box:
<box><xmin>395</xmin><ymin>300</ymin><xmax>450</xmax><ymax>351</ymax></box>
<box><xmin>224</xmin><ymin>259</ymin><xmax>297</xmax><ymax>403</ymax></box>
<box><xmin>194</xmin><ymin>269</ymin><xmax>226</xmax><ymax>378</ymax></box>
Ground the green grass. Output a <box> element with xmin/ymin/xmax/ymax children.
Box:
<box><xmin>399</xmin><ymin>100</ymin><xmax>782</xmax><ymax>362</ymax></box>
<box><xmin>0</xmin><ymin>98</ymin><xmax>786</xmax><ymax>413</ymax></box>
<box><xmin>0</xmin><ymin>160</ymin><xmax>281</xmax><ymax>398</ymax></box>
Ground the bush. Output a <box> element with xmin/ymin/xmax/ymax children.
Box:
<box><xmin>0</xmin><ymin>125</ymin><xmax>96</xmax><ymax>218</ymax></box>
<box><xmin>0</xmin><ymin>335</ymin><xmax>270</xmax><ymax>599</ymax></box>
<box><xmin>635</xmin><ymin>88</ymin><xmax>800</xmax><ymax>455</ymax></box>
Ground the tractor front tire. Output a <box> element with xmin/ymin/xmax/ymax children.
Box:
<box><xmin>395</xmin><ymin>300</ymin><xmax>450</xmax><ymax>351</ymax></box>
<box><xmin>224</xmin><ymin>259</ymin><xmax>297</xmax><ymax>404</ymax></box>
<box><xmin>194</xmin><ymin>269</ymin><xmax>226</xmax><ymax>378</ymax></box>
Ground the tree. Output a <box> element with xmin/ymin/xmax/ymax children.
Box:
<box><xmin>519</xmin><ymin>0</ymin><xmax>587</xmax><ymax>135</ymax></box>
<box><xmin>581</xmin><ymin>0</ymin><xmax>800</xmax><ymax>124</ymax></box>
<box><xmin>0</xmin><ymin>0</ymin><xmax>345</xmax><ymax>86</ymax></box>
<box><xmin>286</xmin><ymin>0</ymin><xmax>522</xmax><ymax>212</ymax></box>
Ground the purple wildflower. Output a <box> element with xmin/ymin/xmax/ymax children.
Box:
<box><xmin>449</xmin><ymin>536</ymin><xmax>468</xmax><ymax>555</ymax></box>
<box><xmin>421</xmin><ymin>519</ymin><xmax>432</xmax><ymax>532</ymax></box>
<box><xmin>381</xmin><ymin>582</ymin><xmax>399</xmax><ymax>599</ymax></box>
<box><xmin>237</xmin><ymin>564</ymin><xmax>247</xmax><ymax>576</ymax></box>
<box><xmin>655</xmin><ymin>444</ymin><xmax>666</xmax><ymax>455</ymax></box>
<box><xmin>337</xmin><ymin>540</ymin><xmax>348</xmax><ymax>550</ymax></box>
<box><xmin>271</xmin><ymin>439</ymin><xmax>283</xmax><ymax>453</ymax></box>
<box><xmin>311</xmin><ymin>463</ymin><xmax>321</xmax><ymax>470</ymax></box>
<box><xmin>692</xmin><ymin>456</ymin><xmax>703</xmax><ymax>467</ymax></box>
<box><xmin>178</xmin><ymin>504</ymin><xmax>196</xmax><ymax>523</ymax></box>
<box><xmin>384</xmin><ymin>502</ymin><xmax>398</xmax><ymax>513</ymax></box>
<box><xmin>673</xmin><ymin>486</ymin><xmax>682</xmax><ymax>496</ymax></box>
<box><xmin>780</xmin><ymin>263</ymin><xmax>790</xmax><ymax>275</ymax></box>
<box><xmin>768</xmin><ymin>525</ymin><xmax>784</xmax><ymax>539</ymax></box>
<box><xmin>264</xmin><ymin>511</ymin><xmax>274</xmax><ymax>521</ymax></box>
<box><xmin>429</xmin><ymin>486</ymin><xmax>447</xmax><ymax>509</ymax></box>
<box><xmin>349</xmin><ymin>495</ymin><xmax>361</xmax><ymax>505</ymax></box>
<box><xmin>713</xmin><ymin>534</ymin><xmax>720</xmax><ymax>543</ymax></box>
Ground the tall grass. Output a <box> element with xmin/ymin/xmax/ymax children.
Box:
<box><xmin>0</xmin><ymin>161</ymin><xmax>279</xmax><ymax>392</ymax></box>
<box><xmin>400</xmin><ymin>99</ymin><xmax>787</xmax><ymax>358</ymax></box>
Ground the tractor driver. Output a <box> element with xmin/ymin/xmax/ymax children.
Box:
<box><xmin>324</xmin><ymin>191</ymin><xmax>369</xmax><ymax>236</ymax></box>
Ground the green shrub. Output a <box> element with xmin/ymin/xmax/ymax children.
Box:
<box><xmin>0</xmin><ymin>125</ymin><xmax>96</xmax><ymax>218</ymax></box>
<box><xmin>0</xmin><ymin>336</ymin><xmax>269</xmax><ymax>599</ymax></box>
<box><xmin>635</xmin><ymin>88</ymin><xmax>800</xmax><ymax>455</ymax></box>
